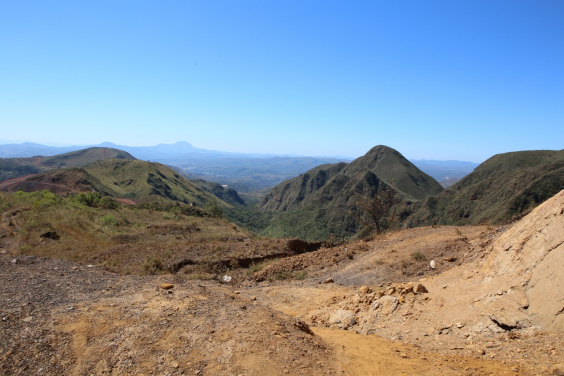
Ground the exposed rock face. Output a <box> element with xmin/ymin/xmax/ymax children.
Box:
<box><xmin>484</xmin><ymin>189</ymin><xmax>564</xmax><ymax>331</ymax></box>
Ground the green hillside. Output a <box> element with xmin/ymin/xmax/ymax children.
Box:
<box><xmin>0</xmin><ymin>158</ymin><xmax>40</xmax><ymax>181</ymax></box>
<box><xmin>259</xmin><ymin>145</ymin><xmax>443</xmax><ymax>240</ymax></box>
<box><xmin>404</xmin><ymin>149</ymin><xmax>564</xmax><ymax>226</ymax></box>
<box><xmin>82</xmin><ymin>159</ymin><xmax>228</xmax><ymax>208</ymax></box>
<box><xmin>40</xmin><ymin>147</ymin><xmax>134</xmax><ymax>168</ymax></box>
<box><xmin>0</xmin><ymin>147</ymin><xmax>135</xmax><ymax>182</ymax></box>
<box><xmin>189</xmin><ymin>179</ymin><xmax>245</xmax><ymax>206</ymax></box>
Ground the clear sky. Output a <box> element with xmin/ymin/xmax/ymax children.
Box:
<box><xmin>1</xmin><ymin>1</ymin><xmax>562</xmax><ymax>162</ymax></box>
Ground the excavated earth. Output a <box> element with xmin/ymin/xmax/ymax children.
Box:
<box><xmin>2</xmin><ymin>189</ymin><xmax>564</xmax><ymax>375</ymax></box>
<box><xmin>0</xmin><ymin>252</ymin><xmax>520</xmax><ymax>376</ymax></box>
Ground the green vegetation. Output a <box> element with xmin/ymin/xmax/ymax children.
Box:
<box><xmin>0</xmin><ymin>190</ymin><xmax>252</xmax><ymax>275</ymax></box>
<box><xmin>350</xmin><ymin>186</ymin><xmax>400</xmax><ymax>235</ymax></box>
<box><xmin>404</xmin><ymin>150</ymin><xmax>564</xmax><ymax>226</ymax></box>
<box><xmin>204</xmin><ymin>199</ymin><xmax>224</xmax><ymax>218</ymax></box>
<box><xmin>259</xmin><ymin>146</ymin><xmax>443</xmax><ymax>240</ymax></box>
<box><xmin>190</xmin><ymin>179</ymin><xmax>244</xmax><ymax>205</ymax></box>
<box><xmin>0</xmin><ymin>159</ymin><xmax>40</xmax><ymax>181</ymax></box>
<box><xmin>76</xmin><ymin>192</ymin><xmax>119</xmax><ymax>209</ymax></box>
<box><xmin>40</xmin><ymin>147</ymin><xmax>134</xmax><ymax>168</ymax></box>
<box><xmin>101</xmin><ymin>214</ymin><xmax>119</xmax><ymax>227</ymax></box>
<box><xmin>83</xmin><ymin>159</ymin><xmax>230</xmax><ymax>209</ymax></box>
<box><xmin>0</xmin><ymin>147</ymin><xmax>135</xmax><ymax>183</ymax></box>
<box><xmin>411</xmin><ymin>251</ymin><xmax>426</xmax><ymax>261</ymax></box>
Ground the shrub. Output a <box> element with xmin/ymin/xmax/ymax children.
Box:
<box><xmin>101</xmin><ymin>214</ymin><xmax>119</xmax><ymax>227</ymax></box>
<box><xmin>76</xmin><ymin>192</ymin><xmax>119</xmax><ymax>209</ymax></box>
<box><xmin>143</xmin><ymin>256</ymin><xmax>165</xmax><ymax>274</ymax></box>
<box><xmin>99</xmin><ymin>196</ymin><xmax>119</xmax><ymax>209</ymax></box>
<box><xmin>294</xmin><ymin>271</ymin><xmax>308</xmax><ymax>280</ymax></box>
<box><xmin>204</xmin><ymin>200</ymin><xmax>223</xmax><ymax>218</ymax></box>
<box><xmin>411</xmin><ymin>251</ymin><xmax>426</xmax><ymax>261</ymax></box>
<box><xmin>273</xmin><ymin>271</ymin><xmax>292</xmax><ymax>280</ymax></box>
<box><xmin>32</xmin><ymin>190</ymin><xmax>62</xmax><ymax>210</ymax></box>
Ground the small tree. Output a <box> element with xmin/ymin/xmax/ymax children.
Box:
<box><xmin>351</xmin><ymin>186</ymin><xmax>400</xmax><ymax>235</ymax></box>
<box><xmin>204</xmin><ymin>199</ymin><xmax>223</xmax><ymax>218</ymax></box>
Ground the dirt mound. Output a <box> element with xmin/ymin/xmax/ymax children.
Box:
<box><xmin>250</xmin><ymin>225</ymin><xmax>491</xmax><ymax>285</ymax></box>
<box><xmin>483</xmin><ymin>188</ymin><xmax>564</xmax><ymax>332</ymax></box>
<box><xmin>281</xmin><ymin>189</ymin><xmax>564</xmax><ymax>374</ymax></box>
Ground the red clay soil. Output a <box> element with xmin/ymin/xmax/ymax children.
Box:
<box><xmin>0</xmin><ymin>175</ymin><xmax>40</xmax><ymax>191</ymax></box>
<box><xmin>0</xmin><ymin>174</ymin><xmax>94</xmax><ymax>195</ymax></box>
<box><xmin>1</xmin><ymin>175</ymin><xmax>136</xmax><ymax>205</ymax></box>
<box><xmin>115</xmin><ymin>198</ymin><xmax>138</xmax><ymax>205</ymax></box>
<box><xmin>2</xmin><ymin>180</ymin><xmax>91</xmax><ymax>194</ymax></box>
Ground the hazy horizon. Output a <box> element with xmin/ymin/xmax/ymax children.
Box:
<box><xmin>1</xmin><ymin>1</ymin><xmax>562</xmax><ymax>163</ymax></box>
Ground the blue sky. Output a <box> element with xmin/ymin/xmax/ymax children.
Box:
<box><xmin>1</xmin><ymin>1</ymin><xmax>562</xmax><ymax>162</ymax></box>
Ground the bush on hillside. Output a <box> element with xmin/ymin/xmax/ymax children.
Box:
<box><xmin>75</xmin><ymin>192</ymin><xmax>119</xmax><ymax>209</ymax></box>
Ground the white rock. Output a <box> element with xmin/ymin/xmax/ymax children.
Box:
<box><xmin>329</xmin><ymin>309</ymin><xmax>356</xmax><ymax>328</ymax></box>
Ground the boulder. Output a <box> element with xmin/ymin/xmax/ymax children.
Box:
<box><xmin>414</xmin><ymin>283</ymin><xmax>428</xmax><ymax>294</ymax></box>
<box><xmin>358</xmin><ymin>286</ymin><xmax>371</xmax><ymax>294</ymax></box>
<box><xmin>329</xmin><ymin>309</ymin><xmax>356</xmax><ymax>328</ymax></box>
<box><xmin>378</xmin><ymin>296</ymin><xmax>399</xmax><ymax>315</ymax></box>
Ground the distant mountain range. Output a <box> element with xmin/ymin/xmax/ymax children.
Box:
<box><xmin>1</xmin><ymin>143</ymin><xmax>562</xmax><ymax>241</ymax></box>
<box><xmin>0</xmin><ymin>141</ymin><xmax>478</xmax><ymax>191</ymax></box>
<box><xmin>409</xmin><ymin>160</ymin><xmax>479</xmax><ymax>188</ymax></box>
<box><xmin>0</xmin><ymin>141</ymin><xmax>346</xmax><ymax>161</ymax></box>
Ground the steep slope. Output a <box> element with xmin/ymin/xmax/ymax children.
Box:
<box><xmin>189</xmin><ymin>179</ymin><xmax>244</xmax><ymax>205</ymax></box>
<box><xmin>260</xmin><ymin>146</ymin><xmax>443</xmax><ymax>240</ymax></box>
<box><xmin>257</xmin><ymin>189</ymin><xmax>564</xmax><ymax>374</ymax></box>
<box><xmin>82</xmin><ymin>159</ymin><xmax>226</xmax><ymax>207</ymax></box>
<box><xmin>0</xmin><ymin>168</ymin><xmax>100</xmax><ymax>194</ymax></box>
<box><xmin>405</xmin><ymin>149</ymin><xmax>564</xmax><ymax>226</ymax></box>
<box><xmin>483</xmin><ymin>188</ymin><xmax>564</xmax><ymax>331</ymax></box>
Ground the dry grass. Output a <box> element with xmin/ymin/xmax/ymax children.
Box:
<box><xmin>1</xmin><ymin>191</ymin><xmax>286</xmax><ymax>276</ymax></box>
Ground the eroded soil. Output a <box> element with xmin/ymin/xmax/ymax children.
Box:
<box><xmin>1</xmin><ymin>220</ymin><xmax>562</xmax><ymax>375</ymax></box>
